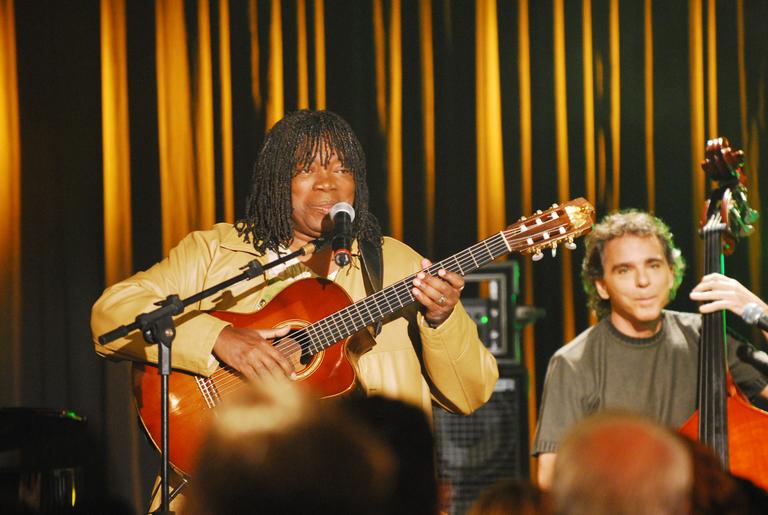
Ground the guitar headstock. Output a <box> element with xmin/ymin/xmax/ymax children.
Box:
<box><xmin>503</xmin><ymin>198</ymin><xmax>595</xmax><ymax>260</ymax></box>
<box><xmin>700</xmin><ymin>136</ymin><xmax>758</xmax><ymax>253</ymax></box>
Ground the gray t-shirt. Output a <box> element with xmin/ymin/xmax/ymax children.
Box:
<box><xmin>533</xmin><ymin>310</ymin><xmax>768</xmax><ymax>455</ymax></box>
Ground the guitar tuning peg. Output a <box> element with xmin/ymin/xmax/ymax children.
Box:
<box><xmin>565</xmin><ymin>238</ymin><xmax>576</xmax><ymax>250</ymax></box>
<box><xmin>550</xmin><ymin>243</ymin><xmax>558</xmax><ymax>257</ymax></box>
<box><xmin>535</xmin><ymin>209</ymin><xmax>543</xmax><ymax>215</ymax></box>
<box><xmin>532</xmin><ymin>250</ymin><xmax>544</xmax><ymax>261</ymax></box>
<box><xmin>551</xmin><ymin>203</ymin><xmax>559</xmax><ymax>209</ymax></box>
<box><xmin>519</xmin><ymin>215</ymin><xmax>528</xmax><ymax>221</ymax></box>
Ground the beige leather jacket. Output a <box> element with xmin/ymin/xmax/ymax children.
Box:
<box><xmin>91</xmin><ymin>224</ymin><xmax>498</xmax><ymax>416</ymax></box>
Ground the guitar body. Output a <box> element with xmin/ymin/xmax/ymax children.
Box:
<box><xmin>680</xmin><ymin>391</ymin><xmax>768</xmax><ymax>491</ymax></box>
<box><xmin>132</xmin><ymin>278</ymin><xmax>359</xmax><ymax>476</ymax></box>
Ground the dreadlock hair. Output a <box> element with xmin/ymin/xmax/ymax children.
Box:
<box><xmin>581</xmin><ymin>210</ymin><xmax>686</xmax><ymax>319</ymax></box>
<box><xmin>236</xmin><ymin>109</ymin><xmax>383</xmax><ymax>254</ymax></box>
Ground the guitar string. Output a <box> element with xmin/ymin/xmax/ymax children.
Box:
<box><xmin>205</xmin><ymin>237</ymin><xmax>513</xmax><ymax>398</ymax></box>
<box><xmin>267</xmin><ymin>214</ymin><xmax>570</xmax><ymax>357</ymax></box>
<box><xmin>158</xmin><ymin>210</ymin><xmax>588</xmax><ymax>412</ymax></box>
<box><xmin>205</xmin><ymin>213</ymin><xmax>580</xmax><ymax>398</ymax></box>
<box><xmin>204</xmin><ymin>213</ymin><xmax>582</xmax><ymax>397</ymax></box>
<box><xmin>206</xmin><ymin>222</ymin><xmax>580</xmax><ymax>399</ymax></box>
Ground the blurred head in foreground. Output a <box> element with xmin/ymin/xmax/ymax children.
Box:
<box><xmin>552</xmin><ymin>410</ymin><xmax>692</xmax><ymax>515</ymax></box>
<box><xmin>467</xmin><ymin>478</ymin><xmax>551</xmax><ymax>515</ymax></box>
<box><xmin>183</xmin><ymin>377</ymin><xmax>394</xmax><ymax>515</ymax></box>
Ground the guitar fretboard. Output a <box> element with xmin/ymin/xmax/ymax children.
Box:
<box><xmin>293</xmin><ymin>232</ymin><xmax>511</xmax><ymax>357</ymax></box>
<box><xmin>275</xmin><ymin>200</ymin><xmax>587</xmax><ymax>358</ymax></box>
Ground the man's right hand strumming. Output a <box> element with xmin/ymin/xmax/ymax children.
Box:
<box><xmin>213</xmin><ymin>326</ymin><xmax>295</xmax><ymax>379</ymax></box>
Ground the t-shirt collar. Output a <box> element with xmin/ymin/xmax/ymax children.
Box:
<box><xmin>606</xmin><ymin>311</ymin><xmax>668</xmax><ymax>346</ymax></box>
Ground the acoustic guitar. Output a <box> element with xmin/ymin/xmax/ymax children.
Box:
<box><xmin>133</xmin><ymin>197</ymin><xmax>595</xmax><ymax>475</ymax></box>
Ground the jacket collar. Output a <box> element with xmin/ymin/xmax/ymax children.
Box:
<box><xmin>218</xmin><ymin>224</ymin><xmax>362</xmax><ymax>259</ymax></box>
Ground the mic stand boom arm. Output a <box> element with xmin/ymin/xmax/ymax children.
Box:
<box><xmin>97</xmin><ymin>237</ymin><xmax>327</xmax><ymax>515</ymax></box>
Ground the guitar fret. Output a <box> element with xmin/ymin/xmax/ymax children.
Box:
<box><xmin>354</xmin><ymin>304</ymin><xmax>369</xmax><ymax>331</ymax></box>
<box><xmin>195</xmin><ymin>376</ymin><xmax>216</xmax><ymax>408</ymax></box>
<box><xmin>318</xmin><ymin>317</ymin><xmax>335</xmax><ymax>348</ymax></box>
<box><xmin>350</xmin><ymin>303</ymin><xmax>366</xmax><ymax>330</ymax></box>
<box><xmin>303</xmin><ymin>326</ymin><xmax>316</xmax><ymax>354</ymax></box>
<box><xmin>467</xmin><ymin>249</ymin><xmax>479</xmax><ymax>268</ymax></box>
<box><xmin>331</xmin><ymin>313</ymin><xmax>345</xmax><ymax>341</ymax></box>
<box><xmin>482</xmin><ymin>239</ymin><xmax>494</xmax><ymax>262</ymax></box>
<box><xmin>452</xmin><ymin>255</ymin><xmax>464</xmax><ymax>275</ymax></box>
<box><xmin>387</xmin><ymin>285</ymin><xmax>405</xmax><ymax>307</ymax></box>
<box><xmin>360</xmin><ymin>297</ymin><xmax>374</xmax><ymax>323</ymax></box>
<box><xmin>309</xmin><ymin>326</ymin><xmax>325</xmax><ymax>355</ymax></box>
<box><xmin>397</xmin><ymin>283</ymin><xmax>414</xmax><ymax>305</ymax></box>
<box><xmin>380</xmin><ymin>288</ymin><xmax>395</xmax><ymax>313</ymax></box>
<box><xmin>499</xmin><ymin>230</ymin><xmax>512</xmax><ymax>252</ymax></box>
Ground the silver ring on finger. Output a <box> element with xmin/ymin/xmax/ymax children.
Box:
<box><xmin>438</xmin><ymin>295</ymin><xmax>446</xmax><ymax>306</ymax></box>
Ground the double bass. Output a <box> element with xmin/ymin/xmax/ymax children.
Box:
<box><xmin>679</xmin><ymin>137</ymin><xmax>768</xmax><ymax>489</ymax></box>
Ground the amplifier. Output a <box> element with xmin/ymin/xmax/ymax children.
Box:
<box><xmin>433</xmin><ymin>365</ymin><xmax>529</xmax><ymax>515</ymax></box>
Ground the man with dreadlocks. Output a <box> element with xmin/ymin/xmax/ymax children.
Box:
<box><xmin>91</xmin><ymin>109</ymin><xmax>498</xmax><ymax>511</ymax></box>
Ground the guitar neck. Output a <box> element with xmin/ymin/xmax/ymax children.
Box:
<box><xmin>277</xmin><ymin>198</ymin><xmax>594</xmax><ymax>359</ymax></box>
<box><xmin>298</xmin><ymin>232</ymin><xmax>510</xmax><ymax>356</ymax></box>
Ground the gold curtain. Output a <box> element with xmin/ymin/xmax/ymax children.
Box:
<box><xmin>689</xmin><ymin>0</ymin><xmax>705</xmax><ymax>276</ymax></box>
<box><xmin>266</xmin><ymin>0</ymin><xmax>284</xmax><ymax>129</ymax></box>
<box><xmin>297</xmin><ymin>0</ymin><xmax>309</xmax><ymax>109</ymax></box>
<box><xmin>99</xmin><ymin>0</ymin><xmax>144</xmax><ymax>508</ymax></box>
<box><xmin>517</xmin><ymin>0</ymin><xmax>538</xmax><ymax>479</ymax></box>
<box><xmin>609</xmin><ymin>0</ymin><xmax>621</xmax><ymax>211</ymax></box>
<box><xmin>314</xmin><ymin>0</ymin><xmax>326</xmax><ymax>109</ymax></box>
<box><xmin>219</xmin><ymin>0</ymin><xmax>234</xmax><ymax>222</ymax></box>
<box><xmin>373</xmin><ymin>0</ymin><xmax>386</xmax><ymax>134</ymax></box>
<box><xmin>553</xmin><ymin>0</ymin><xmax>575</xmax><ymax>343</ymax></box>
<box><xmin>419</xmin><ymin>0</ymin><xmax>435</xmax><ymax>256</ymax></box>
<box><xmin>644</xmin><ymin>0</ymin><xmax>655</xmax><ymax>212</ymax></box>
<box><xmin>195</xmin><ymin>0</ymin><xmax>216</xmax><ymax>230</ymax></box>
<box><xmin>156</xmin><ymin>0</ymin><xmax>197</xmax><ymax>252</ymax></box>
<box><xmin>0</xmin><ymin>0</ymin><xmax>21</xmax><ymax>405</ymax></box>
<box><xmin>249</xmin><ymin>0</ymin><xmax>262</xmax><ymax>113</ymax></box>
<box><xmin>387</xmin><ymin>0</ymin><xmax>403</xmax><ymax>240</ymax></box>
<box><xmin>583</xmin><ymin>0</ymin><xmax>596</xmax><ymax>208</ymax></box>
<box><xmin>475</xmin><ymin>0</ymin><xmax>505</xmax><ymax>240</ymax></box>
<box><xmin>154</xmin><ymin>0</ymin><xmax>218</xmax><ymax>252</ymax></box>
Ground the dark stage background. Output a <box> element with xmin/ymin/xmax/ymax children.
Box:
<box><xmin>2</xmin><ymin>0</ymin><xmax>768</xmax><ymax>511</ymax></box>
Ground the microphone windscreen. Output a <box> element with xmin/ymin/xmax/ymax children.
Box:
<box><xmin>330</xmin><ymin>202</ymin><xmax>355</xmax><ymax>222</ymax></box>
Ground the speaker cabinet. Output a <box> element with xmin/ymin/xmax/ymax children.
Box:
<box><xmin>433</xmin><ymin>365</ymin><xmax>529</xmax><ymax>515</ymax></box>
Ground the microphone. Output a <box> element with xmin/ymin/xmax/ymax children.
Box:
<box><xmin>736</xmin><ymin>343</ymin><xmax>768</xmax><ymax>378</ymax></box>
<box><xmin>742</xmin><ymin>303</ymin><xmax>768</xmax><ymax>332</ymax></box>
<box><xmin>329</xmin><ymin>202</ymin><xmax>355</xmax><ymax>267</ymax></box>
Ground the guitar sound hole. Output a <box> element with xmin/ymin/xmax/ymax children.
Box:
<box><xmin>277</xmin><ymin>328</ymin><xmax>315</xmax><ymax>369</ymax></box>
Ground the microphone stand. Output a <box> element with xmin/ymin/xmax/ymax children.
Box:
<box><xmin>98</xmin><ymin>238</ymin><xmax>327</xmax><ymax>515</ymax></box>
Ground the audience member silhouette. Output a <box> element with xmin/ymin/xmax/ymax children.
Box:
<box><xmin>341</xmin><ymin>395</ymin><xmax>439</xmax><ymax>515</ymax></box>
<box><xmin>182</xmin><ymin>378</ymin><xmax>395</xmax><ymax>515</ymax></box>
<box><xmin>467</xmin><ymin>478</ymin><xmax>551</xmax><ymax>515</ymax></box>
<box><xmin>551</xmin><ymin>411</ymin><xmax>692</xmax><ymax>515</ymax></box>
